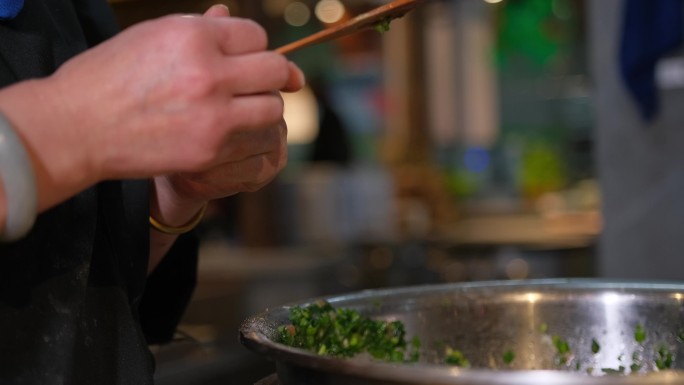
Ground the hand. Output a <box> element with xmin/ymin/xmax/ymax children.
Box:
<box><xmin>0</xmin><ymin>3</ymin><xmax>304</xmax><ymax>247</ymax></box>
<box><xmin>47</xmin><ymin>4</ymin><xmax>303</xmax><ymax>181</ymax></box>
<box><xmin>147</xmin><ymin>5</ymin><xmax>305</xmax><ymax>228</ymax></box>
<box><xmin>5</xmin><ymin>3</ymin><xmax>303</xmax><ymax>218</ymax></box>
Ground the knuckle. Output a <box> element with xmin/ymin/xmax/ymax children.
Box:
<box><xmin>164</xmin><ymin>17</ymin><xmax>203</xmax><ymax>46</ymax></box>
<box><xmin>183</xmin><ymin>69</ymin><xmax>216</xmax><ymax>96</ymax></box>
<box><xmin>224</xmin><ymin>18</ymin><xmax>268</xmax><ymax>52</ymax></box>
<box><xmin>242</xmin><ymin>19</ymin><xmax>268</xmax><ymax>50</ymax></box>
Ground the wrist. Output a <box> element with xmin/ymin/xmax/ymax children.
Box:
<box><xmin>0</xmin><ymin>79</ymin><xmax>101</xmax><ymax>210</ymax></box>
<box><xmin>150</xmin><ymin>176</ymin><xmax>207</xmax><ymax>231</ymax></box>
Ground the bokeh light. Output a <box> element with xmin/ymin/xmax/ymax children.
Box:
<box><xmin>284</xmin><ymin>2</ymin><xmax>311</xmax><ymax>26</ymax></box>
<box><xmin>282</xmin><ymin>86</ymin><xmax>320</xmax><ymax>145</ymax></box>
<box><xmin>315</xmin><ymin>0</ymin><xmax>346</xmax><ymax>24</ymax></box>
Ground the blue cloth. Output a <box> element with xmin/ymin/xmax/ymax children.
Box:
<box><xmin>0</xmin><ymin>0</ymin><xmax>23</xmax><ymax>20</ymax></box>
<box><xmin>619</xmin><ymin>0</ymin><xmax>684</xmax><ymax>122</ymax></box>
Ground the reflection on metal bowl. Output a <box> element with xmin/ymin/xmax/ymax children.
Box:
<box><xmin>240</xmin><ymin>279</ymin><xmax>684</xmax><ymax>385</ymax></box>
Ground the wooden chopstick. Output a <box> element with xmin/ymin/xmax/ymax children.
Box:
<box><xmin>275</xmin><ymin>0</ymin><xmax>426</xmax><ymax>55</ymax></box>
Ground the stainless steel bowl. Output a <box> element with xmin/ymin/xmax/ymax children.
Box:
<box><xmin>239</xmin><ymin>279</ymin><xmax>684</xmax><ymax>384</ymax></box>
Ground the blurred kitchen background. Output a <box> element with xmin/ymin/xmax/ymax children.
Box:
<box><xmin>109</xmin><ymin>0</ymin><xmax>684</xmax><ymax>383</ymax></box>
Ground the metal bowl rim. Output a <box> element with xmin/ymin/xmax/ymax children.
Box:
<box><xmin>251</xmin><ymin>278</ymin><xmax>684</xmax><ymax>310</ymax></box>
<box><xmin>240</xmin><ymin>278</ymin><xmax>684</xmax><ymax>385</ymax></box>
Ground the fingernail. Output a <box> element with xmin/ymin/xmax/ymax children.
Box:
<box><xmin>213</xmin><ymin>3</ymin><xmax>230</xmax><ymax>15</ymax></box>
<box><xmin>204</xmin><ymin>3</ymin><xmax>230</xmax><ymax>17</ymax></box>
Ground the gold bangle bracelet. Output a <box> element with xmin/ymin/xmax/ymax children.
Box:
<box><xmin>149</xmin><ymin>203</ymin><xmax>208</xmax><ymax>235</ymax></box>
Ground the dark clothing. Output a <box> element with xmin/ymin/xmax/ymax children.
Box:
<box><xmin>619</xmin><ymin>0</ymin><xmax>684</xmax><ymax>121</ymax></box>
<box><xmin>0</xmin><ymin>1</ymin><xmax>198</xmax><ymax>384</ymax></box>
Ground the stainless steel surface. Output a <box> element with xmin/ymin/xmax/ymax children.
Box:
<box><xmin>240</xmin><ymin>279</ymin><xmax>684</xmax><ymax>384</ymax></box>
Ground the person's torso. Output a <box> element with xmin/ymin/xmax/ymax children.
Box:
<box><xmin>0</xmin><ymin>2</ymin><xmax>154</xmax><ymax>383</ymax></box>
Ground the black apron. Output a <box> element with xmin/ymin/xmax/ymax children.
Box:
<box><xmin>0</xmin><ymin>2</ymin><xmax>198</xmax><ymax>384</ymax></box>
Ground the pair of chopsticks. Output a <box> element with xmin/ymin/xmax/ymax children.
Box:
<box><xmin>275</xmin><ymin>0</ymin><xmax>426</xmax><ymax>55</ymax></box>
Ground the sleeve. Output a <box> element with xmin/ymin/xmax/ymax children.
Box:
<box><xmin>73</xmin><ymin>0</ymin><xmax>121</xmax><ymax>45</ymax></box>
<box><xmin>138</xmin><ymin>231</ymin><xmax>199</xmax><ymax>345</ymax></box>
<box><xmin>118</xmin><ymin>180</ymin><xmax>200</xmax><ymax>345</ymax></box>
<box><xmin>76</xmin><ymin>0</ymin><xmax>199</xmax><ymax>346</ymax></box>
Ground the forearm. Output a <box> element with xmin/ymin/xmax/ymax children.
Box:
<box><xmin>0</xmin><ymin>78</ymin><xmax>102</xmax><ymax>234</ymax></box>
<box><xmin>0</xmin><ymin>78</ymin><xmax>200</xmax><ymax>269</ymax></box>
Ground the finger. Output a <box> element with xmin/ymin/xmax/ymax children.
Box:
<box><xmin>204</xmin><ymin>4</ymin><xmax>230</xmax><ymax>17</ymax></box>
<box><xmin>281</xmin><ymin>62</ymin><xmax>306</xmax><ymax>93</ymax></box>
<box><xmin>226</xmin><ymin>92</ymin><xmax>284</xmax><ymax>129</ymax></box>
<box><xmin>187</xmin><ymin>150</ymin><xmax>286</xmax><ymax>193</ymax></box>
<box><xmin>219</xmin><ymin>125</ymin><xmax>284</xmax><ymax>164</ymax></box>
<box><xmin>226</xmin><ymin>154</ymin><xmax>285</xmax><ymax>193</ymax></box>
<box><xmin>219</xmin><ymin>99</ymin><xmax>286</xmax><ymax>160</ymax></box>
<box><xmin>220</xmin><ymin>52</ymin><xmax>290</xmax><ymax>94</ymax></box>
<box><xmin>210</xmin><ymin>17</ymin><xmax>268</xmax><ymax>55</ymax></box>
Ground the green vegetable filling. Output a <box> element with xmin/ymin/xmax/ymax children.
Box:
<box><xmin>634</xmin><ymin>323</ymin><xmax>646</xmax><ymax>344</ymax></box>
<box><xmin>278</xmin><ymin>309</ymin><xmax>682</xmax><ymax>373</ymax></box>
<box><xmin>655</xmin><ymin>345</ymin><xmax>674</xmax><ymax>370</ymax></box>
<box><xmin>445</xmin><ymin>347</ymin><xmax>470</xmax><ymax>367</ymax></box>
<box><xmin>602</xmin><ymin>366</ymin><xmax>626</xmax><ymax>375</ymax></box>
<box><xmin>539</xmin><ymin>322</ymin><xmax>548</xmax><ymax>334</ymax></box>
<box><xmin>591</xmin><ymin>339</ymin><xmax>600</xmax><ymax>354</ymax></box>
<box><xmin>373</xmin><ymin>17</ymin><xmax>392</xmax><ymax>33</ymax></box>
<box><xmin>277</xmin><ymin>300</ymin><xmax>420</xmax><ymax>362</ymax></box>
<box><xmin>503</xmin><ymin>350</ymin><xmax>515</xmax><ymax>365</ymax></box>
<box><xmin>552</xmin><ymin>335</ymin><xmax>571</xmax><ymax>364</ymax></box>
